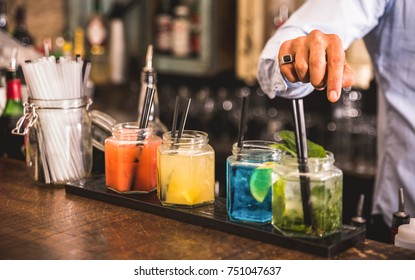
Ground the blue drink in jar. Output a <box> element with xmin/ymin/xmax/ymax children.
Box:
<box><xmin>226</xmin><ymin>141</ymin><xmax>281</xmax><ymax>224</ymax></box>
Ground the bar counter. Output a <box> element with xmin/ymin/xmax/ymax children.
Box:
<box><xmin>1</xmin><ymin>157</ymin><xmax>415</xmax><ymax>260</ymax></box>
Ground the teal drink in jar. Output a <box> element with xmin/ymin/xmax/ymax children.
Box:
<box><xmin>226</xmin><ymin>141</ymin><xmax>281</xmax><ymax>224</ymax></box>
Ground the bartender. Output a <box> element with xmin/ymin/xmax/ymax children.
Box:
<box><xmin>257</xmin><ymin>0</ymin><xmax>415</xmax><ymax>242</ymax></box>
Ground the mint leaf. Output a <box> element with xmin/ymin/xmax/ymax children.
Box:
<box><xmin>270</xmin><ymin>143</ymin><xmax>297</xmax><ymax>157</ymax></box>
<box><xmin>307</xmin><ymin>141</ymin><xmax>327</xmax><ymax>158</ymax></box>
<box><xmin>272</xmin><ymin>130</ymin><xmax>326</xmax><ymax>158</ymax></box>
<box><xmin>277</xmin><ymin>130</ymin><xmax>297</xmax><ymax>153</ymax></box>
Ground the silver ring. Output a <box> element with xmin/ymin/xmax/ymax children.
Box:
<box><xmin>280</xmin><ymin>54</ymin><xmax>295</xmax><ymax>65</ymax></box>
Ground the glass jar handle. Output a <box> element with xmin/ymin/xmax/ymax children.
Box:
<box><xmin>12</xmin><ymin>102</ymin><xmax>38</xmax><ymax>136</ymax></box>
<box><xmin>89</xmin><ymin>109</ymin><xmax>117</xmax><ymax>151</ymax></box>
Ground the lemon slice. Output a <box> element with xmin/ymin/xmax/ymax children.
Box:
<box><xmin>249</xmin><ymin>165</ymin><xmax>273</xmax><ymax>203</ymax></box>
<box><xmin>166</xmin><ymin>172</ymin><xmax>186</xmax><ymax>204</ymax></box>
<box><xmin>167</xmin><ymin>171</ymin><xmax>198</xmax><ymax>205</ymax></box>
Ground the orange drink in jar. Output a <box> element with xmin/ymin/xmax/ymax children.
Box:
<box><xmin>105</xmin><ymin>122</ymin><xmax>161</xmax><ymax>193</ymax></box>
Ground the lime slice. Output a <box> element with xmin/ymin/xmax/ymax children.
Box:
<box><xmin>250</xmin><ymin>166</ymin><xmax>273</xmax><ymax>203</ymax></box>
<box><xmin>272</xmin><ymin>179</ymin><xmax>286</xmax><ymax>222</ymax></box>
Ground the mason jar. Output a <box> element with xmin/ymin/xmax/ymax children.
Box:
<box><xmin>272</xmin><ymin>151</ymin><xmax>343</xmax><ymax>238</ymax></box>
<box><xmin>24</xmin><ymin>97</ymin><xmax>92</xmax><ymax>185</ymax></box>
<box><xmin>105</xmin><ymin>122</ymin><xmax>161</xmax><ymax>193</ymax></box>
<box><xmin>226</xmin><ymin>141</ymin><xmax>281</xmax><ymax>224</ymax></box>
<box><xmin>157</xmin><ymin>130</ymin><xmax>215</xmax><ymax>207</ymax></box>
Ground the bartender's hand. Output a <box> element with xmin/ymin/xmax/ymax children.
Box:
<box><xmin>279</xmin><ymin>30</ymin><xmax>355</xmax><ymax>103</ymax></box>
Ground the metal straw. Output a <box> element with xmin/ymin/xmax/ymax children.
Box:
<box><xmin>292</xmin><ymin>98</ymin><xmax>313</xmax><ymax>227</ymax></box>
<box><xmin>351</xmin><ymin>194</ymin><xmax>366</xmax><ymax>227</ymax></box>
<box><xmin>399</xmin><ymin>187</ymin><xmax>406</xmax><ymax>212</ymax></box>
<box><xmin>356</xmin><ymin>194</ymin><xmax>365</xmax><ymax>218</ymax></box>
<box><xmin>177</xmin><ymin>98</ymin><xmax>191</xmax><ymax>140</ymax></box>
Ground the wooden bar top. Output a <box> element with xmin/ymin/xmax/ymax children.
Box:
<box><xmin>1</xmin><ymin>157</ymin><xmax>415</xmax><ymax>260</ymax></box>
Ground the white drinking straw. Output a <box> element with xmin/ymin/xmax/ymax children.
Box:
<box><xmin>22</xmin><ymin>56</ymin><xmax>91</xmax><ymax>183</ymax></box>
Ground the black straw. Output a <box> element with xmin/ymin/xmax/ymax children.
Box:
<box><xmin>237</xmin><ymin>94</ymin><xmax>250</xmax><ymax>148</ymax></box>
<box><xmin>171</xmin><ymin>96</ymin><xmax>180</xmax><ymax>139</ymax></box>
<box><xmin>177</xmin><ymin>98</ymin><xmax>191</xmax><ymax>139</ymax></box>
<box><xmin>81</xmin><ymin>59</ymin><xmax>88</xmax><ymax>81</ymax></box>
<box><xmin>139</xmin><ymin>88</ymin><xmax>150</xmax><ymax>127</ymax></box>
<box><xmin>170</xmin><ymin>96</ymin><xmax>191</xmax><ymax>142</ymax></box>
<box><xmin>292</xmin><ymin>98</ymin><xmax>313</xmax><ymax>227</ymax></box>
<box><xmin>139</xmin><ymin>87</ymin><xmax>155</xmax><ymax>129</ymax></box>
<box><xmin>143</xmin><ymin>89</ymin><xmax>155</xmax><ymax>128</ymax></box>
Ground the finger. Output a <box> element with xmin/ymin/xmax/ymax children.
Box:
<box><xmin>325</xmin><ymin>39</ymin><xmax>346</xmax><ymax>102</ymax></box>
<box><xmin>314</xmin><ymin>74</ymin><xmax>327</xmax><ymax>91</ymax></box>
<box><xmin>279</xmin><ymin>40</ymin><xmax>299</xmax><ymax>83</ymax></box>
<box><xmin>280</xmin><ymin>61</ymin><xmax>299</xmax><ymax>83</ymax></box>
<box><xmin>342</xmin><ymin>62</ymin><xmax>355</xmax><ymax>89</ymax></box>
<box><xmin>308</xmin><ymin>40</ymin><xmax>327</xmax><ymax>88</ymax></box>
<box><xmin>292</xmin><ymin>39</ymin><xmax>310</xmax><ymax>83</ymax></box>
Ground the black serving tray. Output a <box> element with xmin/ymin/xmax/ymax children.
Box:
<box><xmin>65</xmin><ymin>175</ymin><xmax>365</xmax><ymax>258</ymax></box>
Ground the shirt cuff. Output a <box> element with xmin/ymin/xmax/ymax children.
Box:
<box><xmin>257</xmin><ymin>54</ymin><xmax>314</xmax><ymax>100</ymax></box>
<box><xmin>257</xmin><ymin>28</ymin><xmax>314</xmax><ymax>100</ymax></box>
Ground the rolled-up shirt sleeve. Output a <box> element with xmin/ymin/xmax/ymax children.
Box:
<box><xmin>258</xmin><ymin>0</ymin><xmax>392</xmax><ymax>99</ymax></box>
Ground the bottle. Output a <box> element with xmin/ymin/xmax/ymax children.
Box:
<box><xmin>0</xmin><ymin>57</ymin><xmax>24</xmax><ymax>160</ymax></box>
<box><xmin>273</xmin><ymin>4</ymin><xmax>289</xmax><ymax>31</ymax></box>
<box><xmin>108</xmin><ymin>0</ymin><xmax>126</xmax><ymax>84</ymax></box>
<box><xmin>190</xmin><ymin>0</ymin><xmax>201</xmax><ymax>56</ymax></box>
<box><xmin>154</xmin><ymin>0</ymin><xmax>172</xmax><ymax>54</ymax></box>
<box><xmin>171</xmin><ymin>4</ymin><xmax>191</xmax><ymax>57</ymax></box>
<box><xmin>73</xmin><ymin>26</ymin><xmax>85</xmax><ymax>59</ymax></box>
<box><xmin>0</xmin><ymin>69</ymin><xmax>6</xmax><ymax>116</ymax></box>
<box><xmin>86</xmin><ymin>0</ymin><xmax>109</xmax><ymax>84</ymax></box>
<box><xmin>0</xmin><ymin>0</ymin><xmax>7</xmax><ymax>32</ymax></box>
<box><xmin>350</xmin><ymin>194</ymin><xmax>366</xmax><ymax>228</ymax></box>
<box><xmin>61</xmin><ymin>33</ymin><xmax>73</xmax><ymax>59</ymax></box>
<box><xmin>12</xmin><ymin>5</ymin><xmax>33</xmax><ymax>46</ymax></box>
<box><xmin>391</xmin><ymin>188</ymin><xmax>410</xmax><ymax>244</ymax></box>
<box><xmin>61</xmin><ymin>1</ymin><xmax>73</xmax><ymax>59</ymax></box>
<box><xmin>137</xmin><ymin>45</ymin><xmax>167</xmax><ymax>137</ymax></box>
<box><xmin>394</xmin><ymin>218</ymin><xmax>415</xmax><ymax>251</ymax></box>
